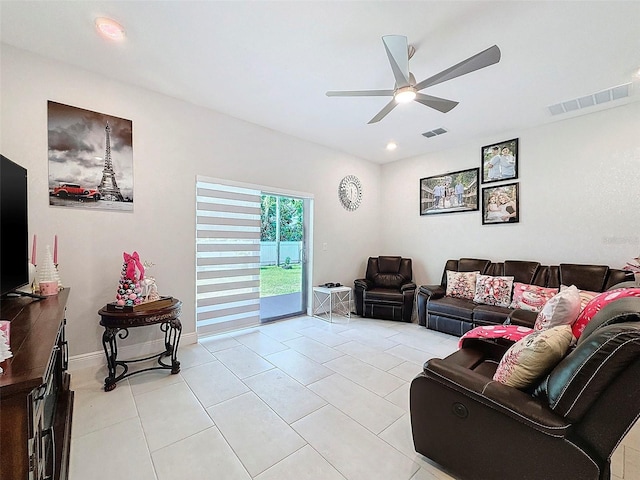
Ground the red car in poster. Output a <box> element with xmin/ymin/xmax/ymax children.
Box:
<box><xmin>52</xmin><ymin>183</ymin><xmax>101</xmax><ymax>201</ymax></box>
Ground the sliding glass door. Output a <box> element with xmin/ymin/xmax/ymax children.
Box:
<box><xmin>196</xmin><ymin>176</ymin><xmax>310</xmax><ymax>336</ymax></box>
<box><xmin>259</xmin><ymin>194</ymin><xmax>308</xmax><ymax>322</ymax></box>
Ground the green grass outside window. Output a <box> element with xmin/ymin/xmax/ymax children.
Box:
<box><xmin>260</xmin><ymin>265</ymin><xmax>302</xmax><ymax>297</ymax></box>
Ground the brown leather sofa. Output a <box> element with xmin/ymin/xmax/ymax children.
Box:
<box><xmin>409</xmin><ymin>294</ymin><xmax>640</xmax><ymax>480</ymax></box>
<box><xmin>417</xmin><ymin>258</ymin><xmax>632</xmax><ymax>336</ymax></box>
<box><xmin>354</xmin><ymin>256</ymin><xmax>416</xmax><ymax>322</ymax></box>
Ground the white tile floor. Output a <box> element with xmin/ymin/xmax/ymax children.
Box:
<box><xmin>69</xmin><ymin>315</ymin><xmax>639</xmax><ymax>480</ymax></box>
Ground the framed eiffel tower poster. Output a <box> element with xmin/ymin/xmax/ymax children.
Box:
<box><xmin>48</xmin><ymin>101</ymin><xmax>133</xmax><ymax>211</ymax></box>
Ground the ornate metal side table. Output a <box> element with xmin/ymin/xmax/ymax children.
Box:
<box><xmin>98</xmin><ymin>298</ymin><xmax>182</xmax><ymax>391</ymax></box>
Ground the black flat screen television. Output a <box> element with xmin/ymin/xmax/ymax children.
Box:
<box><xmin>0</xmin><ymin>154</ymin><xmax>29</xmax><ymax>297</ymax></box>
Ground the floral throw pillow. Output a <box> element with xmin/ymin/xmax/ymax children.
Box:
<box><xmin>533</xmin><ymin>284</ymin><xmax>581</xmax><ymax>332</ymax></box>
<box><xmin>509</xmin><ymin>283</ymin><xmax>558</xmax><ymax>312</ymax></box>
<box><xmin>445</xmin><ymin>271</ymin><xmax>479</xmax><ymax>300</ymax></box>
<box><xmin>571</xmin><ymin>288</ymin><xmax>640</xmax><ymax>339</ymax></box>
<box><xmin>493</xmin><ymin>325</ymin><xmax>574</xmax><ymax>389</ymax></box>
<box><xmin>473</xmin><ymin>274</ymin><xmax>514</xmax><ymax>307</ymax></box>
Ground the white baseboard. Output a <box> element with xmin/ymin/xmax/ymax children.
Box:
<box><xmin>68</xmin><ymin>331</ymin><xmax>198</xmax><ymax>372</ymax></box>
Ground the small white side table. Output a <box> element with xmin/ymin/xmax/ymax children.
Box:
<box><xmin>312</xmin><ymin>286</ymin><xmax>352</xmax><ymax>323</ymax></box>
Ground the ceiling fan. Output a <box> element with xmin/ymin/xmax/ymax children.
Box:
<box><xmin>326</xmin><ymin>35</ymin><xmax>501</xmax><ymax>124</ymax></box>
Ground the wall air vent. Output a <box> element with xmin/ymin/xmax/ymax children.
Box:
<box><xmin>548</xmin><ymin>83</ymin><xmax>631</xmax><ymax>116</ymax></box>
<box><xmin>422</xmin><ymin>127</ymin><xmax>448</xmax><ymax>138</ymax></box>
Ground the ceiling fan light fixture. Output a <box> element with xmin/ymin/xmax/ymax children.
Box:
<box><xmin>395</xmin><ymin>86</ymin><xmax>416</xmax><ymax>104</ymax></box>
<box><xmin>95</xmin><ymin>17</ymin><xmax>126</xmax><ymax>41</ymax></box>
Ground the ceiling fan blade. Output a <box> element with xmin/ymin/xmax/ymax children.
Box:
<box><xmin>414</xmin><ymin>45</ymin><xmax>501</xmax><ymax>92</ymax></box>
<box><xmin>414</xmin><ymin>93</ymin><xmax>459</xmax><ymax>113</ymax></box>
<box><xmin>382</xmin><ymin>35</ymin><xmax>410</xmax><ymax>88</ymax></box>
<box><xmin>326</xmin><ymin>89</ymin><xmax>394</xmax><ymax>97</ymax></box>
<box><xmin>367</xmin><ymin>99</ymin><xmax>398</xmax><ymax>124</ymax></box>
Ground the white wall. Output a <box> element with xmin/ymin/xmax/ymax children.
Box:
<box><xmin>0</xmin><ymin>45</ymin><xmax>382</xmax><ymax>356</ymax></box>
<box><xmin>3</xmin><ymin>44</ymin><xmax>639</xmax><ymax>358</ymax></box>
<box><xmin>380</xmin><ymin>101</ymin><xmax>640</xmax><ymax>285</ymax></box>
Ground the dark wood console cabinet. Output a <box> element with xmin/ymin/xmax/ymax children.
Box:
<box><xmin>0</xmin><ymin>288</ymin><xmax>73</xmax><ymax>480</ymax></box>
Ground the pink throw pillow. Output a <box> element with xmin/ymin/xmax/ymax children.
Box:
<box><xmin>509</xmin><ymin>283</ymin><xmax>558</xmax><ymax>312</ymax></box>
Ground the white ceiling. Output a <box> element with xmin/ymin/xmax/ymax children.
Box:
<box><xmin>1</xmin><ymin>1</ymin><xmax>639</xmax><ymax>164</ymax></box>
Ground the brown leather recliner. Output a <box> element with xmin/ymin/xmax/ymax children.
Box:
<box><xmin>354</xmin><ymin>256</ymin><xmax>416</xmax><ymax>322</ymax></box>
<box><xmin>410</xmin><ymin>295</ymin><xmax>640</xmax><ymax>480</ymax></box>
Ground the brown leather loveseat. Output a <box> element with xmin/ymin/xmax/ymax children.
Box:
<box><xmin>417</xmin><ymin>258</ymin><xmax>631</xmax><ymax>336</ymax></box>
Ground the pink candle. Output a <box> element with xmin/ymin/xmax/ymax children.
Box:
<box><xmin>54</xmin><ymin>235</ymin><xmax>58</xmax><ymax>264</ymax></box>
<box><xmin>31</xmin><ymin>234</ymin><xmax>37</xmax><ymax>265</ymax></box>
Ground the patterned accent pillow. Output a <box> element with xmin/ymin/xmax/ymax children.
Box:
<box><xmin>533</xmin><ymin>284</ymin><xmax>581</xmax><ymax>332</ymax></box>
<box><xmin>445</xmin><ymin>271</ymin><xmax>479</xmax><ymax>300</ymax></box>
<box><xmin>561</xmin><ymin>285</ymin><xmax>599</xmax><ymax>312</ymax></box>
<box><xmin>571</xmin><ymin>288</ymin><xmax>640</xmax><ymax>339</ymax></box>
<box><xmin>509</xmin><ymin>283</ymin><xmax>558</xmax><ymax>312</ymax></box>
<box><xmin>493</xmin><ymin>325</ymin><xmax>574</xmax><ymax>389</ymax></box>
<box><xmin>473</xmin><ymin>274</ymin><xmax>514</xmax><ymax>307</ymax></box>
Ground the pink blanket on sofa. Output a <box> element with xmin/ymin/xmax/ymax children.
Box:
<box><xmin>458</xmin><ymin>325</ymin><xmax>534</xmax><ymax>349</ymax></box>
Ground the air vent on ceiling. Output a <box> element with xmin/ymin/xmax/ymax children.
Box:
<box><xmin>422</xmin><ymin>127</ymin><xmax>448</xmax><ymax>138</ymax></box>
<box><xmin>548</xmin><ymin>83</ymin><xmax>631</xmax><ymax>116</ymax></box>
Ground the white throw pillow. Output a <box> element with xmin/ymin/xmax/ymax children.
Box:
<box><xmin>533</xmin><ymin>284</ymin><xmax>581</xmax><ymax>332</ymax></box>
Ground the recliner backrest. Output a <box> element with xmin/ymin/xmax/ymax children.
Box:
<box><xmin>440</xmin><ymin>258</ymin><xmax>490</xmax><ymax>288</ymax></box>
<box><xmin>543</xmin><ymin>322</ymin><xmax>640</xmax><ymax>422</ymax></box>
<box><xmin>366</xmin><ymin>256</ymin><xmax>412</xmax><ymax>289</ymax></box>
<box><xmin>532</xmin><ymin>265</ymin><xmax>551</xmax><ymax>287</ymax></box>
<box><xmin>559</xmin><ymin>263</ymin><xmax>609</xmax><ymax>292</ymax></box>
<box><xmin>458</xmin><ymin>258</ymin><xmax>491</xmax><ymax>273</ymax></box>
<box><xmin>503</xmin><ymin>260</ymin><xmax>540</xmax><ymax>284</ymax></box>
<box><xmin>605</xmin><ymin>268</ymin><xmax>635</xmax><ymax>290</ymax></box>
<box><xmin>534</xmin><ymin>298</ymin><xmax>640</xmax><ymax>422</ymax></box>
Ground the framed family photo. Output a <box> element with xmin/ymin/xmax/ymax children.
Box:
<box><xmin>420</xmin><ymin>168</ymin><xmax>479</xmax><ymax>215</ymax></box>
<box><xmin>482</xmin><ymin>182</ymin><xmax>519</xmax><ymax>224</ymax></box>
<box><xmin>481</xmin><ymin>138</ymin><xmax>518</xmax><ymax>184</ymax></box>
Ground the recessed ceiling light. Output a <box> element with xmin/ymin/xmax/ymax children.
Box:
<box><xmin>386</xmin><ymin>142</ymin><xmax>397</xmax><ymax>151</ymax></box>
<box><xmin>95</xmin><ymin>17</ymin><xmax>126</xmax><ymax>41</ymax></box>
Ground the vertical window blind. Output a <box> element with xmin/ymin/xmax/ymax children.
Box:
<box><xmin>196</xmin><ymin>178</ymin><xmax>261</xmax><ymax>336</ymax></box>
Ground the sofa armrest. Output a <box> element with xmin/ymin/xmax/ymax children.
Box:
<box><xmin>452</xmin><ymin>338</ymin><xmax>512</xmax><ymax>362</ymax></box>
<box><xmin>421</xmin><ymin>358</ymin><xmax>570</xmax><ymax>436</ymax></box>
<box><xmin>508</xmin><ymin>308</ymin><xmax>538</xmax><ymax>329</ymax></box>
<box><xmin>354</xmin><ymin>278</ymin><xmax>373</xmax><ymax>290</ymax></box>
<box><xmin>400</xmin><ymin>282</ymin><xmax>416</xmax><ymax>292</ymax></box>
<box><xmin>418</xmin><ymin>284</ymin><xmax>445</xmax><ymax>300</ymax></box>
